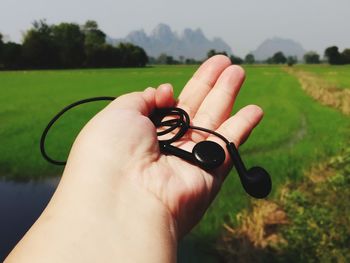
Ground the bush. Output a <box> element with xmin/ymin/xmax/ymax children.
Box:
<box><xmin>218</xmin><ymin>148</ymin><xmax>350</xmax><ymax>263</ymax></box>
<box><xmin>279</xmin><ymin>149</ymin><xmax>350</xmax><ymax>262</ymax></box>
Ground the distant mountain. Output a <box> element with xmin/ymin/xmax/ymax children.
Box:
<box><xmin>251</xmin><ymin>37</ymin><xmax>306</xmax><ymax>61</ymax></box>
<box><xmin>108</xmin><ymin>24</ymin><xmax>233</xmax><ymax>60</ymax></box>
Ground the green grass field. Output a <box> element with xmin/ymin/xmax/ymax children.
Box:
<box><xmin>1</xmin><ymin>65</ymin><xmax>350</xmax><ymax>261</ymax></box>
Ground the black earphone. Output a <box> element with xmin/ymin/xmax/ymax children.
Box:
<box><xmin>40</xmin><ymin>97</ymin><xmax>272</xmax><ymax>198</ymax></box>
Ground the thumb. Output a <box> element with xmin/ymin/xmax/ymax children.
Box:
<box><xmin>108</xmin><ymin>86</ymin><xmax>175</xmax><ymax>116</ymax></box>
<box><xmin>108</xmin><ymin>88</ymin><xmax>157</xmax><ymax>116</ymax></box>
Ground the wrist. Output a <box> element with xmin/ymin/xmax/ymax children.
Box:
<box><xmin>114</xmin><ymin>178</ymin><xmax>178</xmax><ymax>261</ymax></box>
<box><xmin>6</xmin><ymin>169</ymin><xmax>178</xmax><ymax>263</ymax></box>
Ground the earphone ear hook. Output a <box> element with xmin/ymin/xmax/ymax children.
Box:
<box><xmin>227</xmin><ymin>143</ymin><xmax>272</xmax><ymax>198</ymax></box>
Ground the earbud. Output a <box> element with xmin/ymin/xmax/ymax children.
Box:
<box><xmin>227</xmin><ymin>142</ymin><xmax>272</xmax><ymax>198</ymax></box>
<box><xmin>227</xmin><ymin>143</ymin><xmax>271</xmax><ymax>198</ymax></box>
<box><xmin>245</xmin><ymin>167</ymin><xmax>272</xmax><ymax>199</ymax></box>
<box><xmin>160</xmin><ymin>140</ymin><xmax>271</xmax><ymax>198</ymax></box>
<box><xmin>192</xmin><ymin>141</ymin><xmax>226</xmax><ymax>169</ymax></box>
<box><xmin>154</xmin><ymin>107</ymin><xmax>272</xmax><ymax>199</ymax></box>
<box><xmin>160</xmin><ymin>141</ymin><xmax>226</xmax><ymax>170</ymax></box>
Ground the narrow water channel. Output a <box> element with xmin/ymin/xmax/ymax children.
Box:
<box><xmin>0</xmin><ymin>179</ymin><xmax>218</xmax><ymax>262</ymax></box>
<box><xmin>0</xmin><ymin>179</ymin><xmax>58</xmax><ymax>261</ymax></box>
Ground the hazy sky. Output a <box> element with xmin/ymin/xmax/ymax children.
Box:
<box><xmin>1</xmin><ymin>0</ymin><xmax>349</xmax><ymax>56</ymax></box>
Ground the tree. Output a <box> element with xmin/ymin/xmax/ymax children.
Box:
<box><xmin>185</xmin><ymin>58</ymin><xmax>201</xmax><ymax>65</ymax></box>
<box><xmin>1</xmin><ymin>20</ymin><xmax>150</xmax><ymax>69</ymax></box>
<box><xmin>165</xmin><ymin>55</ymin><xmax>175</xmax><ymax>65</ymax></box>
<box><xmin>287</xmin><ymin>56</ymin><xmax>297</xmax><ymax>66</ymax></box>
<box><xmin>230</xmin><ymin>55</ymin><xmax>243</xmax><ymax>65</ymax></box>
<box><xmin>130</xmin><ymin>44</ymin><xmax>149</xmax><ymax>67</ymax></box>
<box><xmin>156</xmin><ymin>54</ymin><xmax>176</xmax><ymax>65</ymax></box>
<box><xmin>266</xmin><ymin>57</ymin><xmax>273</xmax><ymax>64</ymax></box>
<box><xmin>323</xmin><ymin>46</ymin><xmax>350</xmax><ymax>65</ymax></box>
<box><xmin>0</xmin><ymin>33</ymin><xmax>3</xmax><ymax>51</ymax></box>
<box><xmin>324</xmin><ymin>46</ymin><xmax>342</xmax><ymax>65</ymax></box>
<box><xmin>52</xmin><ymin>23</ymin><xmax>85</xmax><ymax>68</ymax></box>
<box><xmin>207</xmin><ymin>49</ymin><xmax>228</xmax><ymax>58</ymax></box>
<box><xmin>271</xmin><ymin>51</ymin><xmax>287</xmax><ymax>64</ymax></box>
<box><xmin>1</xmin><ymin>42</ymin><xmax>23</xmax><ymax>69</ymax></box>
<box><xmin>341</xmin><ymin>49</ymin><xmax>350</xmax><ymax>64</ymax></box>
<box><xmin>157</xmin><ymin>53</ymin><xmax>168</xmax><ymax>64</ymax></box>
<box><xmin>0</xmin><ymin>33</ymin><xmax>3</xmax><ymax>67</ymax></box>
<box><xmin>207</xmin><ymin>49</ymin><xmax>217</xmax><ymax>58</ymax></box>
<box><xmin>22</xmin><ymin>20</ymin><xmax>59</xmax><ymax>68</ymax></box>
<box><xmin>82</xmin><ymin>21</ymin><xmax>107</xmax><ymax>67</ymax></box>
<box><xmin>304</xmin><ymin>51</ymin><xmax>320</xmax><ymax>64</ymax></box>
<box><xmin>84</xmin><ymin>44</ymin><xmax>113</xmax><ymax>68</ymax></box>
<box><xmin>244</xmin><ymin>54</ymin><xmax>255</xmax><ymax>64</ymax></box>
<box><xmin>147</xmin><ymin>56</ymin><xmax>157</xmax><ymax>64</ymax></box>
<box><xmin>179</xmin><ymin>55</ymin><xmax>184</xmax><ymax>64</ymax></box>
<box><xmin>118</xmin><ymin>42</ymin><xmax>148</xmax><ymax>67</ymax></box>
<box><xmin>83</xmin><ymin>22</ymin><xmax>105</xmax><ymax>49</ymax></box>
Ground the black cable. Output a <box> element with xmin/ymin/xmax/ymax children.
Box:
<box><xmin>152</xmin><ymin>107</ymin><xmax>230</xmax><ymax>144</ymax></box>
<box><xmin>40</xmin><ymin>97</ymin><xmax>230</xmax><ymax>165</ymax></box>
<box><xmin>40</xmin><ymin>96</ymin><xmax>272</xmax><ymax>198</ymax></box>
<box><xmin>40</xmin><ymin>96</ymin><xmax>116</xmax><ymax>165</ymax></box>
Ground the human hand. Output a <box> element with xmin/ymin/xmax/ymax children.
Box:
<box><xmin>6</xmin><ymin>55</ymin><xmax>263</xmax><ymax>263</ymax></box>
<box><xmin>66</xmin><ymin>55</ymin><xmax>263</xmax><ymax>237</ymax></box>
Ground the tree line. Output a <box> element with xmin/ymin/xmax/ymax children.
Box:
<box><xmin>1</xmin><ymin>21</ymin><xmax>350</xmax><ymax>69</ymax></box>
<box><xmin>206</xmin><ymin>47</ymin><xmax>350</xmax><ymax>66</ymax></box>
<box><xmin>146</xmin><ymin>47</ymin><xmax>350</xmax><ymax>66</ymax></box>
<box><xmin>148</xmin><ymin>50</ymin><xmax>245</xmax><ymax>65</ymax></box>
<box><xmin>0</xmin><ymin>20</ymin><xmax>148</xmax><ymax>70</ymax></box>
<box><xmin>324</xmin><ymin>46</ymin><xmax>350</xmax><ymax>65</ymax></box>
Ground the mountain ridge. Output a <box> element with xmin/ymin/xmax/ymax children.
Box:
<box><xmin>251</xmin><ymin>37</ymin><xmax>306</xmax><ymax>60</ymax></box>
<box><xmin>108</xmin><ymin>25</ymin><xmax>307</xmax><ymax>61</ymax></box>
<box><xmin>108</xmin><ymin>23</ymin><xmax>233</xmax><ymax>60</ymax></box>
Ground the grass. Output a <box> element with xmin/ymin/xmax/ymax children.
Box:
<box><xmin>0</xmin><ymin>66</ymin><xmax>195</xmax><ymax>179</ymax></box>
<box><xmin>196</xmin><ymin>65</ymin><xmax>349</xmax><ymax>235</ymax></box>
<box><xmin>1</xmin><ymin>65</ymin><xmax>350</xmax><ymax>261</ymax></box>
<box><xmin>212</xmin><ymin>65</ymin><xmax>350</xmax><ymax>262</ymax></box>
<box><xmin>218</xmin><ymin>147</ymin><xmax>350</xmax><ymax>262</ymax></box>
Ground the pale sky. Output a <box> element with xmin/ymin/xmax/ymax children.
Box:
<box><xmin>1</xmin><ymin>0</ymin><xmax>349</xmax><ymax>57</ymax></box>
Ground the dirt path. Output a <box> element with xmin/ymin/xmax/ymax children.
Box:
<box><xmin>244</xmin><ymin>66</ymin><xmax>350</xmax><ymax>156</ymax></box>
<box><xmin>218</xmin><ymin>147</ymin><xmax>350</xmax><ymax>262</ymax></box>
<box><xmin>218</xmin><ymin>68</ymin><xmax>350</xmax><ymax>262</ymax></box>
<box><xmin>285</xmin><ymin>67</ymin><xmax>350</xmax><ymax>115</ymax></box>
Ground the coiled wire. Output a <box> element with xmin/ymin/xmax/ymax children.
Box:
<box><xmin>40</xmin><ymin>97</ymin><xmax>230</xmax><ymax>165</ymax></box>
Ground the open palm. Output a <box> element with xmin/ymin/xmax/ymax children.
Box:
<box><xmin>68</xmin><ymin>55</ymin><xmax>263</xmax><ymax>237</ymax></box>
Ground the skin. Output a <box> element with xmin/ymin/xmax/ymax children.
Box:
<box><xmin>5</xmin><ymin>55</ymin><xmax>263</xmax><ymax>263</ymax></box>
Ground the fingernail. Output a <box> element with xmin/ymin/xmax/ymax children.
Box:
<box><xmin>160</xmin><ymin>83</ymin><xmax>173</xmax><ymax>92</ymax></box>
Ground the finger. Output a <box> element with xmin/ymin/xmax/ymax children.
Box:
<box><xmin>215</xmin><ymin>105</ymin><xmax>263</xmax><ymax>148</ymax></box>
<box><xmin>177</xmin><ymin>55</ymin><xmax>231</xmax><ymax>118</ymax></box>
<box><xmin>155</xmin><ymin>83</ymin><xmax>176</xmax><ymax>108</ymax></box>
<box><xmin>207</xmin><ymin>105</ymin><xmax>263</xmax><ymax>176</ymax></box>
<box><xmin>192</xmin><ymin>65</ymin><xmax>245</xmax><ymax>141</ymax></box>
<box><xmin>107</xmin><ymin>88</ymin><xmax>157</xmax><ymax>116</ymax></box>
